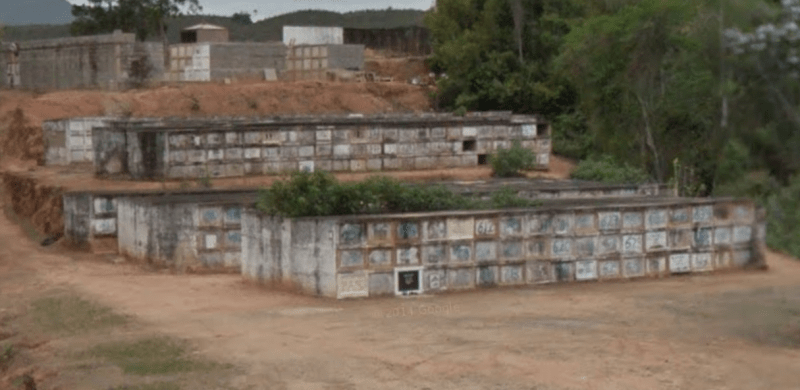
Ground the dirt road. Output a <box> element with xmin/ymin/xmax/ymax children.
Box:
<box><xmin>1</xmin><ymin>194</ymin><xmax>799</xmax><ymax>390</ymax></box>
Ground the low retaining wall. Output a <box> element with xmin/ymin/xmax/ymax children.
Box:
<box><xmin>92</xmin><ymin>112</ymin><xmax>551</xmax><ymax>180</ymax></box>
<box><xmin>241</xmin><ymin>197</ymin><xmax>767</xmax><ymax>299</ymax></box>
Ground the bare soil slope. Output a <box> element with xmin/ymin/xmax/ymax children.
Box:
<box><xmin>0</xmin><ymin>82</ymin><xmax>575</xmax><ymax>239</ymax></box>
<box><xmin>0</xmin><ymin>82</ymin><xmax>433</xmax><ymax>163</ymax></box>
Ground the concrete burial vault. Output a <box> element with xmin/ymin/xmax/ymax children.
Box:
<box><xmin>64</xmin><ymin>111</ymin><xmax>551</xmax><ymax>180</ymax></box>
<box><xmin>62</xmin><ymin>180</ymin><xmax>673</xmax><ymax>255</ymax></box>
<box><xmin>51</xmin><ymin>110</ymin><xmax>766</xmax><ymax>300</ymax></box>
<box><xmin>63</xmin><ymin>184</ymin><xmax>767</xmax><ymax>299</ymax></box>
<box><xmin>241</xmin><ymin>197</ymin><xmax>766</xmax><ymax>299</ymax></box>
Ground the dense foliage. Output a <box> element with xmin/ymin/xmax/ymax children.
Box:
<box><xmin>256</xmin><ymin>171</ymin><xmax>542</xmax><ymax>218</ymax></box>
<box><xmin>764</xmin><ymin>175</ymin><xmax>800</xmax><ymax>257</ymax></box>
<box><xmin>426</xmin><ymin>0</ymin><xmax>800</xmax><ymax>257</ymax></box>
<box><xmin>570</xmin><ymin>155</ymin><xmax>651</xmax><ymax>184</ymax></box>
<box><xmin>490</xmin><ymin>140</ymin><xmax>535</xmax><ymax>177</ymax></box>
<box><xmin>71</xmin><ymin>0</ymin><xmax>202</xmax><ymax>42</ymax></box>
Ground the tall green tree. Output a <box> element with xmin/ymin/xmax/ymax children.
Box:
<box><xmin>424</xmin><ymin>0</ymin><xmax>585</xmax><ymax>117</ymax></box>
<box><xmin>71</xmin><ymin>0</ymin><xmax>202</xmax><ymax>42</ymax></box>
<box><xmin>231</xmin><ymin>12</ymin><xmax>253</xmax><ymax>25</ymax></box>
<box><xmin>722</xmin><ymin>0</ymin><xmax>800</xmax><ymax>184</ymax></box>
<box><xmin>556</xmin><ymin>0</ymin><xmax>725</xmax><ymax>184</ymax></box>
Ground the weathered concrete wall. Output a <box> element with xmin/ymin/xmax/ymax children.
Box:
<box><xmin>283</xmin><ymin>26</ymin><xmax>344</xmax><ymax>45</ymax></box>
<box><xmin>326</xmin><ymin>44</ymin><xmax>364</xmax><ymax>71</ymax></box>
<box><xmin>241</xmin><ymin>213</ymin><xmax>338</xmax><ymax>297</ymax></box>
<box><xmin>62</xmin><ymin>191</ymin><xmax>118</xmax><ymax>253</ymax></box>
<box><xmin>63</xmin><ymin>188</ymin><xmax>255</xmax><ymax>254</ymax></box>
<box><xmin>209</xmin><ymin>43</ymin><xmax>286</xmax><ymax>80</ymax></box>
<box><xmin>43</xmin><ymin>117</ymin><xmax>114</xmax><ymax>165</ymax></box>
<box><xmin>62</xmin><ymin>180</ymin><xmax>670</xmax><ymax>258</ymax></box>
<box><xmin>92</xmin><ymin>112</ymin><xmax>550</xmax><ymax>180</ymax></box>
<box><xmin>166</xmin><ymin>42</ymin><xmax>286</xmax><ymax>82</ymax></box>
<box><xmin>242</xmin><ymin>197</ymin><xmax>767</xmax><ymax>299</ymax></box>
<box><xmin>1</xmin><ymin>32</ymin><xmax>165</xmax><ymax>91</ymax></box>
<box><xmin>116</xmin><ymin>192</ymin><xmax>256</xmax><ymax>271</ymax></box>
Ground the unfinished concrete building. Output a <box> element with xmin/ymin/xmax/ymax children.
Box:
<box><xmin>0</xmin><ymin>31</ymin><xmax>164</xmax><ymax>90</ymax></box>
<box><xmin>2</xmin><ymin>24</ymin><xmax>366</xmax><ymax>90</ymax></box>
<box><xmin>166</xmin><ymin>23</ymin><xmax>287</xmax><ymax>82</ymax></box>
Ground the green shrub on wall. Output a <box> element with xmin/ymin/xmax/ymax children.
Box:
<box><xmin>490</xmin><ymin>140</ymin><xmax>536</xmax><ymax>178</ymax></box>
<box><xmin>256</xmin><ymin>171</ymin><xmax>542</xmax><ymax>218</ymax></box>
<box><xmin>570</xmin><ymin>155</ymin><xmax>651</xmax><ymax>184</ymax></box>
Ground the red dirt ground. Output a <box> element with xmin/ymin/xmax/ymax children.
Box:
<box><xmin>0</xmin><ymin>83</ymin><xmax>576</xmax><ymax>238</ymax></box>
<box><xmin>1</xmin><ymin>192</ymin><xmax>799</xmax><ymax>389</ymax></box>
<box><xmin>0</xmin><ymin>85</ymin><xmax>797</xmax><ymax>390</ymax></box>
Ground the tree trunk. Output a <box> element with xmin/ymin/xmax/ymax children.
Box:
<box><xmin>635</xmin><ymin>93</ymin><xmax>664</xmax><ymax>182</ymax></box>
<box><xmin>756</xmin><ymin>59</ymin><xmax>800</xmax><ymax>129</ymax></box>
<box><xmin>159</xmin><ymin>16</ymin><xmax>169</xmax><ymax>68</ymax></box>
<box><xmin>508</xmin><ymin>0</ymin><xmax>524</xmax><ymax>62</ymax></box>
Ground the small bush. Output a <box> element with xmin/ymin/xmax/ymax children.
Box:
<box><xmin>196</xmin><ymin>175</ymin><xmax>212</xmax><ymax>188</ymax></box>
<box><xmin>490</xmin><ymin>187</ymin><xmax>542</xmax><ymax>209</ymax></box>
<box><xmin>490</xmin><ymin>140</ymin><xmax>535</xmax><ymax>178</ymax></box>
<box><xmin>247</xmin><ymin>98</ymin><xmax>258</xmax><ymax>110</ymax></box>
<box><xmin>0</xmin><ymin>344</ymin><xmax>14</xmax><ymax>370</ymax></box>
<box><xmin>571</xmin><ymin>155</ymin><xmax>650</xmax><ymax>184</ymax></box>
<box><xmin>257</xmin><ymin>171</ymin><xmax>341</xmax><ymax>217</ymax></box>
<box><xmin>257</xmin><ymin>171</ymin><xmax>541</xmax><ymax>217</ymax></box>
<box><xmin>127</xmin><ymin>56</ymin><xmax>152</xmax><ymax>89</ymax></box>
<box><xmin>189</xmin><ymin>96</ymin><xmax>201</xmax><ymax>112</ymax></box>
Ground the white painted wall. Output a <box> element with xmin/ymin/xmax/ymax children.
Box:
<box><xmin>283</xmin><ymin>26</ymin><xmax>344</xmax><ymax>45</ymax></box>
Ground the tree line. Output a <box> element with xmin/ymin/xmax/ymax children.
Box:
<box><xmin>426</xmin><ymin>0</ymin><xmax>800</xmax><ymax>257</ymax></box>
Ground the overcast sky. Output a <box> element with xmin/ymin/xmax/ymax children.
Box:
<box><xmin>66</xmin><ymin>0</ymin><xmax>435</xmax><ymax>20</ymax></box>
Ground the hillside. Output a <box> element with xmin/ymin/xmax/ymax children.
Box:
<box><xmin>1</xmin><ymin>8</ymin><xmax>427</xmax><ymax>43</ymax></box>
<box><xmin>0</xmin><ymin>0</ymin><xmax>73</xmax><ymax>26</ymax></box>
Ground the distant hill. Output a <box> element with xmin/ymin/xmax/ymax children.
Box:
<box><xmin>0</xmin><ymin>0</ymin><xmax>74</xmax><ymax>26</ymax></box>
<box><xmin>1</xmin><ymin>8</ymin><xmax>427</xmax><ymax>43</ymax></box>
<box><xmin>167</xmin><ymin>9</ymin><xmax>427</xmax><ymax>43</ymax></box>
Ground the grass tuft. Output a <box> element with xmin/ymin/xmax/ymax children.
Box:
<box><xmin>108</xmin><ymin>382</ymin><xmax>181</xmax><ymax>390</ymax></box>
<box><xmin>87</xmin><ymin>337</ymin><xmax>221</xmax><ymax>376</ymax></box>
<box><xmin>32</xmin><ymin>294</ymin><xmax>127</xmax><ymax>335</ymax></box>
